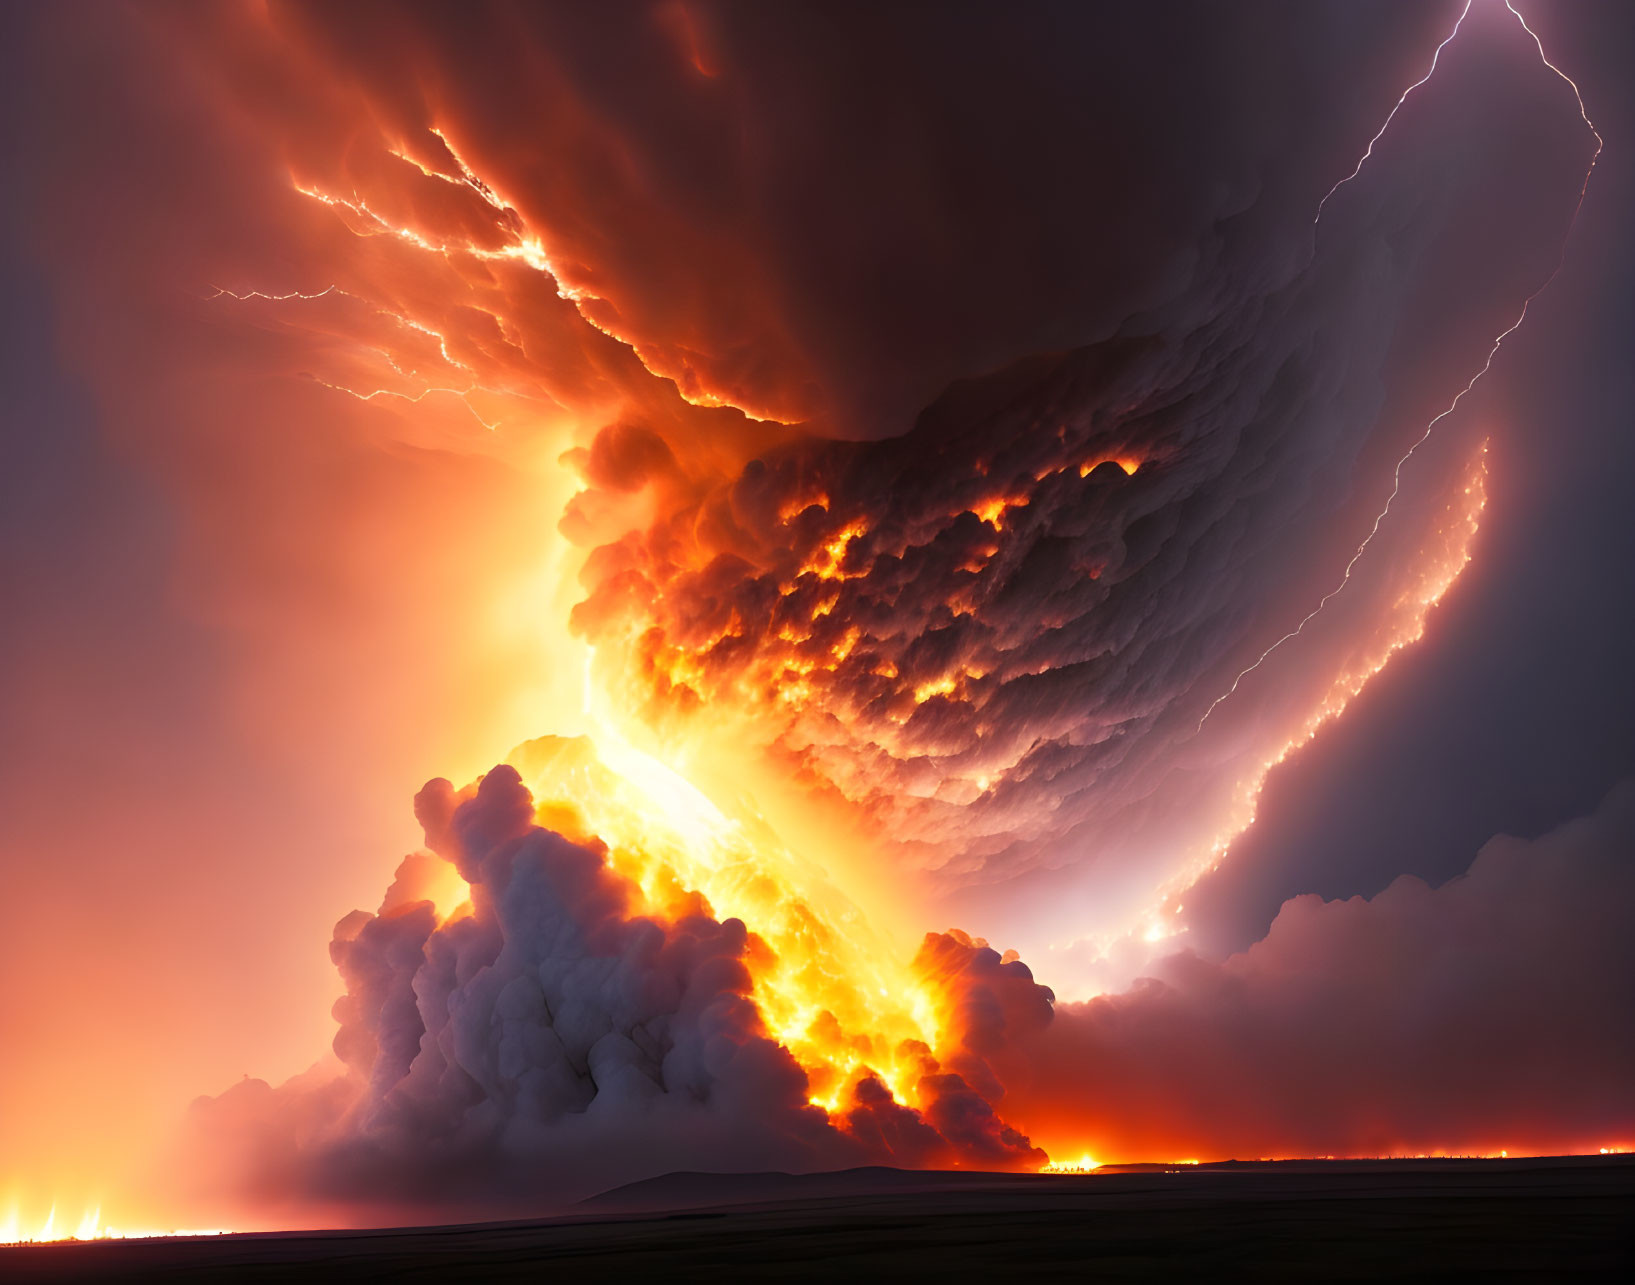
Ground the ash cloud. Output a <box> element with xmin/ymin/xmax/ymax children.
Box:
<box><xmin>995</xmin><ymin>780</ymin><xmax>1635</xmax><ymax>1160</ymax></box>
<box><xmin>260</xmin><ymin>0</ymin><xmax>1459</xmax><ymax>436</ymax></box>
<box><xmin>188</xmin><ymin>774</ymin><xmax>1635</xmax><ymax>1220</ymax></box>
<box><xmin>156</xmin><ymin>3</ymin><xmax>1617</xmax><ymax>1219</ymax></box>
<box><xmin>26</xmin><ymin>1</ymin><xmax>1585</xmax><ymax>983</ymax></box>
<box><xmin>183</xmin><ymin>758</ymin><xmax>1042</xmax><ymax>1225</ymax></box>
<box><xmin>569</xmin><ymin>7</ymin><xmax>1598</xmax><ymax>961</ymax></box>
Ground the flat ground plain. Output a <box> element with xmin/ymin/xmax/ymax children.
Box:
<box><xmin>4</xmin><ymin>1157</ymin><xmax>1632</xmax><ymax>1281</ymax></box>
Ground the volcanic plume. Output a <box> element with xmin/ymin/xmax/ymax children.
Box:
<box><xmin>3</xmin><ymin>0</ymin><xmax>1631</xmax><ymax>1239</ymax></box>
<box><xmin>183</xmin><ymin>743</ymin><xmax>1048</xmax><ymax>1225</ymax></box>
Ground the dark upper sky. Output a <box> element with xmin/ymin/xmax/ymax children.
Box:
<box><xmin>1187</xmin><ymin>1</ymin><xmax>1635</xmax><ymax>957</ymax></box>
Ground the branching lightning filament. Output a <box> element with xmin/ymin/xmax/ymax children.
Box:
<box><xmin>1195</xmin><ymin>0</ymin><xmax>1602</xmax><ymax>734</ymax></box>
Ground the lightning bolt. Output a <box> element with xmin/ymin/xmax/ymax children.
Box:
<box><xmin>206</xmin><ymin>284</ymin><xmax>343</xmax><ymax>302</ymax></box>
<box><xmin>208</xmin><ymin>282</ymin><xmax>512</xmax><ymax>429</ymax></box>
<box><xmin>309</xmin><ymin>378</ymin><xmax>503</xmax><ymax>432</ymax></box>
<box><xmin>278</xmin><ymin>168</ymin><xmax>795</xmax><ymax>421</ymax></box>
<box><xmin>1312</xmin><ymin>1</ymin><xmax>1474</xmax><ymax>225</ymax></box>
<box><xmin>1196</xmin><ymin>0</ymin><xmax>1601</xmax><ymax>733</ymax></box>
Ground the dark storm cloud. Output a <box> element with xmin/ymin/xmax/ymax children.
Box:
<box><xmin>996</xmin><ymin>779</ymin><xmax>1635</xmax><ymax>1159</ymax></box>
<box><xmin>252</xmin><ymin>0</ymin><xmax>1457</xmax><ymax>435</ymax></box>
<box><xmin>15</xmin><ymin>3</ymin><xmax>1592</xmax><ymax>960</ymax></box>
<box><xmin>571</xmin><ymin>7</ymin><xmax>1598</xmax><ymax>954</ymax></box>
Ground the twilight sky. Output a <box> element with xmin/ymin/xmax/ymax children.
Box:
<box><xmin>1</xmin><ymin>0</ymin><xmax>1631</xmax><ymax>1234</ymax></box>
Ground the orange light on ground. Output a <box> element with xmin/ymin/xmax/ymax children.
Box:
<box><xmin>1039</xmin><ymin>1155</ymin><xmax>1101</xmax><ymax>1174</ymax></box>
<box><xmin>0</xmin><ymin>1201</ymin><xmax>231</xmax><ymax>1245</ymax></box>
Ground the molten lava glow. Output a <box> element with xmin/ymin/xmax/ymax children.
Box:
<box><xmin>1076</xmin><ymin>455</ymin><xmax>1142</xmax><ymax>479</ymax></box>
<box><xmin>970</xmin><ymin>493</ymin><xmax>1032</xmax><ymax>527</ymax></box>
<box><xmin>1040</xmin><ymin>1155</ymin><xmax>1101</xmax><ymax>1174</ymax></box>
<box><xmin>503</xmin><ymin>729</ymin><xmax>946</xmax><ymax>1114</ymax></box>
<box><xmin>799</xmin><ymin>520</ymin><xmax>871</xmax><ymax>582</ymax></box>
<box><xmin>564</xmin><ymin>653</ymin><xmax>975</xmax><ymax>1120</ymax></box>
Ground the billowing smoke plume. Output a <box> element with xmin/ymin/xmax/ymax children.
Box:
<box><xmin>186</xmin><ymin>768</ymin><xmax>1634</xmax><ymax>1222</ymax></box>
<box><xmin>183</xmin><ymin>750</ymin><xmax>1042</xmax><ymax>1226</ymax></box>
<box><xmin>987</xmin><ymin>780</ymin><xmax>1635</xmax><ymax>1161</ymax></box>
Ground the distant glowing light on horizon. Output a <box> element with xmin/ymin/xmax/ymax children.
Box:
<box><xmin>0</xmin><ymin>1201</ymin><xmax>232</xmax><ymax>1246</ymax></box>
<box><xmin>1040</xmin><ymin>1155</ymin><xmax>1101</xmax><ymax>1174</ymax></box>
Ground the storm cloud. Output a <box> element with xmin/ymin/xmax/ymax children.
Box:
<box><xmin>568</xmin><ymin>5</ymin><xmax>1597</xmax><ymax>971</ymax></box>
<box><xmin>999</xmin><ymin>779</ymin><xmax>1635</xmax><ymax>1161</ymax></box>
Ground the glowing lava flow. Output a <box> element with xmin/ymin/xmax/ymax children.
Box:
<box><xmin>1040</xmin><ymin>1155</ymin><xmax>1101</xmax><ymax>1174</ymax></box>
<box><xmin>1195</xmin><ymin>0</ymin><xmax>1602</xmax><ymax>734</ymax></box>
